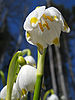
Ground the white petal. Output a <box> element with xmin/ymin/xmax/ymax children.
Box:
<box><xmin>25</xmin><ymin>31</ymin><xmax>34</xmax><ymax>45</ymax></box>
<box><xmin>16</xmin><ymin>65</ymin><xmax>37</xmax><ymax>92</ymax></box>
<box><xmin>0</xmin><ymin>85</ymin><xmax>7</xmax><ymax>99</ymax></box>
<box><xmin>42</xmin><ymin>20</ymin><xmax>61</xmax><ymax>45</ymax></box>
<box><xmin>45</xmin><ymin>7</ymin><xmax>70</xmax><ymax>33</ymax></box>
<box><xmin>12</xmin><ymin>83</ymin><xmax>20</xmax><ymax>99</ymax></box>
<box><xmin>24</xmin><ymin>6</ymin><xmax>46</xmax><ymax>31</ymax></box>
<box><xmin>24</xmin><ymin>56</ymin><xmax>36</xmax><ymax>67</ymax></box>
<box><xmin>47</xmin><ymin>94</ymin><xmax>59</xmax><ymax>100</ymax></box>
<box><xmin>60</xmin><ymin>15</ymin><xmax>70</xmax><ymax>33</ymax></box>
<box><xmin>45</xmin><ymin>7</ymin><xmax>61</xmax><ymax>19</ymax></box>
<box><xmin>35</xmin><ymin>6</ymin><xmax>46</xmax><ymax>19</ymax></box>
<box><xmin>23</xmin><ymin>17</ymin><xmax>33</xmax><ymax>31</ymax></box>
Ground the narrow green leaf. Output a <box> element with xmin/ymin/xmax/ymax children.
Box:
<box><xmin>22</xmin><ymin>49</ymin><xmax>31</xmax><ymax>56</ymax></box>
<box><xmin>6</xmin><ymin>49</ymin><xmax>31</xmax><ymax>100</ymax></box>
<box><xmin>6</xmin><ymin>51</ymin><xmax>22</xmax><ymax>100</ymax></box>
<box><xmin>0</xmin><ymin>70</ymin><xmax>6</xmax><ymax>86</ymax></box>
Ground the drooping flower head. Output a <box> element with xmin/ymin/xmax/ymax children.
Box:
<box><xmin>16</xmin><ymin>65</ymin><xmax>37</xmax><ymax>95</ymax></box>
<box><xmin>16</xmin><ymin>64</ymin><xmax>45</xmax><ymax>96</ymax></box>
<box><xmin>24</xmin><ymin>56</ymin><xmax>36</xmax><ymax>67</ymax></box>
<box><xmin>47</xmin><ymin>94</ymin><xmax>59</xmax><ymax>100</ymax></box>
<box><xmin>0</xmin><ymin>83</ymin><xmax>20</xmax><ymax>100</ymax></box>
<box><xmin>23</xmin><ymin>6</ymin><xmax>70</xmax><ymax>54</ymax></box>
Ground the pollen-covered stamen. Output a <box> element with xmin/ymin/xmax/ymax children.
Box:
<box><xmin>38</xmin><ymin>22</ymin><xmax>44</xmax><ymax>32</ymax></box>
<box><xmin>42</xmin><ymin>14</ymin><xmax>47</xmax><ymax>19</ymax></box>
<box><xmin>47</xmin><ymin>16</ymin><xmax>54</xmax><ymax>22</ymax></box>
<box><xmin>43</xmin><ymin>20</ymin><xmax>50</xmax><ymax>30</ymax></box>
<box><xmin>41</xmin><ymin>17</ymin><xmax>50</xmax><ymax>30</ymax></box>
<box><xmin>43</xmin><ymin>14</ymin><xmax>54</xmax><ymax>22</ymax></box>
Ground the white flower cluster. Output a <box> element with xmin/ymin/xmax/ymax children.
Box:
<box><xmin>0</xmin><ymin>56</ymin><xmax>37</xmax><ymax>100</ymax></box>
<box><xmin>24</xmin><ymin>6</ymin><xmax>70</xmax><ymax>54</ymax></box>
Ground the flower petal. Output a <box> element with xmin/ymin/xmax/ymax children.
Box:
<box><xmin>16</xmin><ymin>65</ymin><xmax>37</xmax><ymax>92</ymax></box>
<box><xmin>0</xmin><ymin>85</ymin><xmax>7</xmax><ymax>99</ymax></box>
<box><xmin>24</xmin><ymin>6</ymin><xmax>46</xmax><ymax>31</ymax></box>
<box><xmin>52</xmin><ymin>37</ymin><xmax>60</xmax><ymax>47</ymax></box>
<box><xmin>35</xmin><ymin>6</ymin><xmax>46</xmax><ymax>19</ymax></box>
<box><xmin>23</xmin><ymin>17</ymin><xmax>33</xmax><ymax>31</ymax></box>
<box><xmin>24</xmin><ymin>56</ymin><xmax>36</xmax><ymax>67</ymax></box>
<box><xmin>44</xmin><ymin>7</ymin><xmax>70</xmax><ymax>33</ymax></box>
<box><xmin>60</xmin><ymin>16</ymin><xmax>70</xmax><ymax>33</ymax></box>
<box><xmin>44</xmin><ymin>7</ymin><xmax>61</xmax><ymax>20</ymax></box>
<box><xmin>25</xmin><ymin>31</ymin><xmax>34</xmax><ymax>45</ymax></box>
<box><xmin>47</xmin><ymin>94</ymin><xmax>59</xmax><ymax>100</ymax></box>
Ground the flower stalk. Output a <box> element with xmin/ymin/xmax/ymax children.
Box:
<box><xmin>22</xmin><ymin>49</ymin><xmax>31</xmax><ymax>56</ymax></box>
<box><xmin>33</xmin><ymin>49</ymin><xmax>46</xmax><ymax>100</ymax></box>
<box><xmin>43</xmin><ymin>89</ymin><xmax>54</xmax><ymax>100</ymax></box>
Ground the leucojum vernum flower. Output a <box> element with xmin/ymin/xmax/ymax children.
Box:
<box><xmin>0</xmin><ymin>55</ymin><xmax>37</xmax><ymax>100</ymax></box>
<box><xmin>24</xmin><ymin>6</ymin><xmax>70</xmax><ymax>54</ymax></box>
<box><xmin>0</xmin><ymin>6</ymin><xmax>70</xmax><ymax>100</ymax></box>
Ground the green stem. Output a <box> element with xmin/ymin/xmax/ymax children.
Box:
<box><xmin>0</xmin><ymin>70</ymin><xmax>6</xmax><ymax>86</ymax></box>
<box><xmin>33</xmin><ymin>49</ymin><xmax>46</xmax><ymax>100</ymax></box>
<box><xmin>43</xmin><ymin>89</ymin><xmax>54</xmax><ymax>100</ymax></box>
<box><xmin>22</xmin><ymin>49</ymin><xmax>31</xmax><ymax>56</ymax></box>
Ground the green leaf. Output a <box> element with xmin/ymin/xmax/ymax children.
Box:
<box><xmin>6</xmin><ymin>51</ymin><xmax>22</xmax><ymax>100</ymax></box>
<box><xmin>0</xmin><ymin>70</ymin><xmax>6</xmax><ymax>86</ymax></box>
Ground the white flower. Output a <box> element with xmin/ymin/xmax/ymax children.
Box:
<box><xmin>0</xmin><ymin>85</ymin><xmax>7</xmax><ymax>100</ymax></box>
<box><xmin>47</xmin><ymin>94</ymin><xmax>59</xmax><ymax>100</ymax></box>
<box><xmin>16</xmin><ymin>65</ymin><xmax>37</xmax><ymax>95</ymax></box>
<box><xmin>11</xmin><ymin>83</ymin><xmax>20</xmax><ymax>100</ymax></box>
<box><xmin>23</xmin><ymin>6</ymin><xmax>70</xmax><ymax>54</ymax></box>
<box><xmin>61</xmin><ymin>95</ymin><xmax>66</xmax><ymax>100</ymax></box>
<box><xmin>0</xmin><ymin>83</ymin><xmax>20</xmax><ymax>100</ymax></box>
<box><xmin>24</xmin><ymin>56</ymin><xmax>36</xmax><ymax>67</ymax></box>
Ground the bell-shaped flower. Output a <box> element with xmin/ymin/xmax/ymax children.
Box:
<box><xmin>47</xmin><ymin>94</ymin><xmax>59</xmax><ymax>100</ymax></box>
<box><xmin>23</xmin><ymin>6</ymin><xmax>70</xmax><ymax>54</ymax></box>
<box><xmin>60</xmin><ymin>95</ymin><xmax>66</xmax><ymax>100</ymax></box>
<box><xmin>0</xmin><ymin>85</ymin><xmax>7</xmax><ymax>100</ymax></box>
<box><xmin>0</xmin><ymin>83</ymin><xmax>20</xmax><ymax>100</ymax></box>
<box><xmin>16</xmin><ymin>65</ymin><xmax>37</xmax><ymax>96</ymax></box>
<box><xmin>24</xmin><ymin>56</ymin><xmax>36</xmax><ymax>67</ymax></box>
